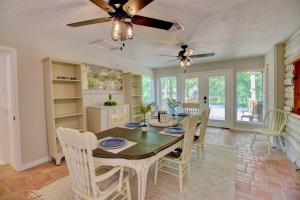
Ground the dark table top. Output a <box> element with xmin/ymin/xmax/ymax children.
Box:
<box><xmin>93</xmin><ymin>117</ymin><xmax>186</xmax><ymax>160</ymax></box>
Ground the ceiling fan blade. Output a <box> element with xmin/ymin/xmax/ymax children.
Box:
<box><xmin>190</xmin><ymin>53</ymin><xmax>215</xmax><ymax>58</ymax></box>
<box><xmin>166</xmin><ymin>58</ymin><xmax>179</xmax><ymax>63</ymax></box>
<box><xmin>184</xmin><ymin>48</ymin><xmax>194</xmax><ymax>57</ymax></box>
<box><xmin>89</xmin><ymin>0</ymin><xmax>115</xmax><ymax>13</ymax></box>
<box><xmin>131</xmin><ymin>15</ymin><xmax>173</xmax><ymax>30</ymax></box>
<box><xmin>67</xmin><ymin>17</ymin><xmax>112</xmax><ymax>27</ymax></box>
<box><xmin>158</xmin><ymin>54</ymin><xmax>178</xmax><ymax>58</ymax></box>
<box><xmin>123</xmin><ymin>0</ymin><xmax>154</xmax><ymax>16</ymax></box>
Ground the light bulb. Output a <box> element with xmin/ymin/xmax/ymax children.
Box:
<box><xmin>112</xmin><ymin>18</ymin><xmax>121</xmax><ymax>32</ymax></box>
<box><xmin>187</xmin><ymin>60</ymin><xmax>191</xmax><ymax>66</ymax></box>
<box><xmin>126</xmin><ymin>23</ymin><xmax>134</xmax><ymax>40</ymax></box>
<box><xmin>180</xmin><ymin>60</ymin><xmax>185</xmax><ymax>67</ymax></box>
<box><xmin>111</xmin><ymin>31</ymin><xmax>120</xmax><ymax>41</ymax></box>
<box><xmin>111</xmin><ymin>18</ymin><xmax>122</xmax><ymax>41</ymax></box>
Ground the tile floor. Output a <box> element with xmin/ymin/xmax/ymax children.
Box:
<box><xmin>0</xmin><ymin>128</ymin><xmax>299</xmax><ymax>200</ymax></box>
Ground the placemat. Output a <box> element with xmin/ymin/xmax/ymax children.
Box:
<box><xmin>98</xmin><ymin>137</ymin><xmax>137</xmax><ymax>154</ymax></box>
<box><xmin>159</xmin><ymin>130</ymin><xmax>184</xmax><ymax>137</ymax></box>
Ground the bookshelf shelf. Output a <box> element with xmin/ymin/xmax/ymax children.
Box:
<box><xmin>43</xmin><ymin>57</ymin><xmax>85</xmax><ymax>165</ymax></box>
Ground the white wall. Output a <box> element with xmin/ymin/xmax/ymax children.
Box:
<box><xmin>0</xmin><ymin>32</ymin><xmax>153</xmax><ymax>166</ymax></box>
<box><xmin>154</xmin><ymin>56</ymin><xmax>265</xmax><ymax>129</ymax></box>
<box><xmin>0</xmin><ymin>53</ymin><xmax>10</xmax><ymax>164</ymax></box>
<box><xmin>264</xmin><ymin>44</ymin><xmax>285</xmax><ymax>110</ymax></box>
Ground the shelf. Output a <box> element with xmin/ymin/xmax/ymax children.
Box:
<box><xmin>54</xmin><ymin>113</ymin><xmax>83</xmax><ymax>119</ymax></box>
<box><xmin>54</xmin><ymin>97</ymin><xmax>82</xmax><ymax>100</ymax></box>
<box><xmin>53</xmin><ymin>79</ymin><xmax>81</xmax><ymax>83</ymax></box>
<box><xmin>132</xmin><ymin>114</ymin><xmax>143</xmax><ymax>118</ymax></box>
<box><xmin>132</xmin><ymin>105</ymin><xmax>141</xmax><ymax>108</ymax></box>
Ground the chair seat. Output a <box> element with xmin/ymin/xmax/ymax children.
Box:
<box><xmin>95</xmin><ymin>166</ymin><xmax>128</xmax><ymax>191</ymax></box>
<box><xmin>254</xmin><ymin>128</ymin><xmax>282</xmax><ymax>136</ymax></box>
<box><xmin>165</xmin><ymin>150</ymin><xmax>182</xmax><ymax>159</ymax></box>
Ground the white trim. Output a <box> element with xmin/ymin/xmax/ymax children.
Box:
<box><xmin>0</xmin><ymin>45</ymin><xmax>22</xmax><ymax>171</ymax></box>
<box><xmin>21</xmin><ymin>156</ymin><xmax>50</xmax><ymax>171</ymax></box>
<box><xmin>230</xmin><ymin>127</ymin><xmax>255</xmax><ymax>133</ymax></box>
<box><xmin>178</xmin><ymin>69</ymin><xmax>234</xmax><ymax>128</ymax></box>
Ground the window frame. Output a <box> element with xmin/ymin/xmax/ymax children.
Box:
<box><xmin>158</xmin><ymin>75</ymin><xmax>178</xmax><ymax>109</ymax></box>
<box><xmin>235</xmin><ymin>69</ymin><xmax>265</xmax><ymax>125</ymax></box>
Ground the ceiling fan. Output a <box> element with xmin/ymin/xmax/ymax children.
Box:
<box><xmin>67</xmin><ymin>0</ymin><xmax>174</xmax><ymax>41</ymax></box>
<box><xmin>159</xmin><ymin>45</ymin><xmax>215</xmax><ymax>72</ymax></box>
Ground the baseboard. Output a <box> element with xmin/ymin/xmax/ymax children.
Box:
<box><xmin>21</xmin><ymin>156</ymin><xmax>50</xmax><ymax>171</ymax></box>
<box><xmin>230</xmin><ymin>127</ymin><xmax>255</xmax><ymax>133</ymax></box>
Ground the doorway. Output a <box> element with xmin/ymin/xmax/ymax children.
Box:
<box><xmin>0</xmin><ymin>46</ymin><xmax>21</xmax><ymax>171</ymax></box>
<box><xmin>180</xmin><ymin>69</ymin><xmax>233</xmax><ymax>128</ymax></box>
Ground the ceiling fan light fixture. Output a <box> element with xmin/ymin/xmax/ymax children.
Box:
<box><xmin>180</xmin><ymin>60</ymin><xmax>185</xmax><ymax>67</ymax></box>
<box><xmin>125</xmin><ymin>22</ymin><xmax>134</xmax><ymax>40</ymax></box>
<box><xmin>112</xmin><ymin>18</ymin><xmax>122</xmax><ymax>32</ymax></box>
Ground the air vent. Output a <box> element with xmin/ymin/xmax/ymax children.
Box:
<box><xmin>168</xmin><ymin>20</ymin><xmax>185</xmax><ymax>32</ymax></box>
<box><xmin>89</xmin><ymin>39</ymin><xmax>120</xmax><ymax>51</ymax></box>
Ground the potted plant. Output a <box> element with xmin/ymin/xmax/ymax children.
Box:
<box><xmin>104</xmin><ymin>94</ymin><xmax>117</xmax><ymax>106</ymax></box>
<box><xmin>139</xmin><ymin>103</ymin><xmax>154</xmax><ymax>132</ymax></box>
<box><xmin>167</xmin><ymin>98</ymin><xmax>180</xmax><ymax>116</ymax></box>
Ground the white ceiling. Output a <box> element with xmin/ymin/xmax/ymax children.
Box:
<box><xmin>0</xmin><ymin>0</ymin><xmax>300</xmax><ymax>68</ymax></box>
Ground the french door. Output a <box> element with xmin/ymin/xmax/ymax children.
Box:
<box><xmin>180</xmin><ymin>70</ymin><xmax>233</xmax><ymax>128</ymax></box>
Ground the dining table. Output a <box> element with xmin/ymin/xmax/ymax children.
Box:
<box><xmin>92</xmin><ymin>116</ymin><xmax>188</xmax><ymax>200</ymax></box>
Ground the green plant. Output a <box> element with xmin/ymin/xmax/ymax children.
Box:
<box><xmin>139</xmin><ymin>103</ymin><xmax>155</xmax><ymax>125</ymax></box>
<box><xmin>167</xmin><ymin>98</ymin><xmax>180</xmax><ymax>115</ymax></box>
<box><xmin>104</xmin><ymin>94</ymin><xmax>117</xmax><ymax>106</ymax></box>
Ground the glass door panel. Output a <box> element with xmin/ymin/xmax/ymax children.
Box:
<box><xmin>159</xmin><ymin>76</ymin><xmax>177</xmax><ymax>110</ymax></box>
<box><xmin>208</xmin><ymin>76</ymin><xmax>225</xmax><ymax>120</ymax></box>
<box><xmin>184</xmin><ymin>78</ymin><xmax>199</xmax><ymax>103</ymax></box>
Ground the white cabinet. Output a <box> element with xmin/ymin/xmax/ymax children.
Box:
<box><xmin>87</xmin><ymin>104</ymin><xmax>129</xmax><ymax>132</ymax></box>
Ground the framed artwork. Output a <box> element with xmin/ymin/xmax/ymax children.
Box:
<box><xmin>82</xmin><ymin>63</ymin><xmax>123</xmax><ymax>92</ymax></box>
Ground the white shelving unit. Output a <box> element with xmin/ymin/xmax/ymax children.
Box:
<box><xmin>124</xmin><ymin>73</ymin><xmax>143</xmax><ymax>121</ymax></box>
<box><xmin>43</xmin><ymin>57</ymin><xmax>85</xmax><ymax>165</ymax></box>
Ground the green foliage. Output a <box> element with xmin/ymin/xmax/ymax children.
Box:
<box><xmin>104</xmin><ymin>101</ymin><xmax>117</xmax><ymax>106</ymax></box>
<box><xmin>184</xmin><ymin>78</ymin><xmax>198</xmax><ymax>102</ymax></box>
<box><xmin>109</xmin><ymin>94</ymin><xmax>112</xmax><ymax>100</ymax></box>
<box><xmin>140</xmin><ymin>103</ymin><xmax>155</xmax><ymax>125</ymax></box>
<box><xmin>88</xmin><ymin>73</ymin><xmax>100</xmax><ymax>88</ymax></box>
<box><xmin>167</xmin><ymin>98</ymin><xmax>180</xmax><ymax>109</ymax></box>
<box><xmin>236</xmin><ymin>71</ymin><xmax>263</xmax><ymax>108</ymax></box>
<box><xmin>208</xmin><ymin>76</ymin><xmax>225</xmax><ymax>105</ymax></box>
<box><xmin>142</xmin><ymin>75</ymin><xmax>152</xmax><ymax>103</ymax></box>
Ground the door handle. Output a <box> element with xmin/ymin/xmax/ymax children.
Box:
<box><xmin>203</xmin><ymin>96</ymin><xmax>207</xmax><ymax>104</ymax></box>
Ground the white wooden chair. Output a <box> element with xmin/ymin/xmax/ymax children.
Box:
<box><xmin>181</xmin><ymin>103</ymin><xmax>201</xmax><ymax>115</ymax></box>
<box><xmin>194</xmin><ymin>109</ymin><xmax>210</xmax><ymax>163</ymax></box>
<box><xmin>154</xmin><ymin>115</ymin><xmax>198</xmax><ymax>194</ymax></box>
<box><xmin>57</xmin><ymin>127</ymin><xmax>131</xmax><ymax>200</ymax></box>
<box><xmin>111</xmin><ymin>112</ymin><xmax>129</xmax><ymax>128</ymax></box>
<box><xmin>250</xmin><ymin>109</ymin><xmax>288</xmax><ymax>155</ymax></box>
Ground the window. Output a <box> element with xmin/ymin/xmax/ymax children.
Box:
<box><xmin>236</xmin><ymin>71</ymin><xmax>263</xmax><ymax>123</ymax></box>
<box><xmin>184</xmin><ymin>78</ymin><xmax>199</xmax><ymax>103</ymax></box>
<box><xmin>209</xmin><ymin>76</ymin><xmax>225</xmax><ymax>120</ymax></box>
<box><xmin>160</xmin><ymin>76</ymin><xmax>177</xmax><ymax>110</ymax></box>
<box><xmin>142</xmin><ymin>75</ymin><xmax>153</xmax><ymax>104</ymax></box>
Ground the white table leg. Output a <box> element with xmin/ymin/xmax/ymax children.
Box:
<box><xmin>131</xmin><ymin>159</ymin><xmax>151</xmax><ymax>200</ymax></box>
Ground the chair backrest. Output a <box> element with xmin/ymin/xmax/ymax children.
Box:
<box><xmin>263</xmin><ymin>109</ymin><xmax>287</xmax><ymax>133</ymax></box>
<box><xmin>181</xmin><ymin>115</ymin><xmax>198</xmax><ymax>161</ymax></box>
<box><xmin>111</xmin><ymin>112</ymin><xmax>129</xmax><ymax>127</ymax></box>
<box><xmin>198</xmin><ymin>109</ymin><xmax>210</xmax><ymax>145</ymax></box>
<box><xmin>252</xmin><ymin>101</ymin><xmax>263</xmax><ymax>116</ymax></box>
<box><xmin>57</xmin><ymin>127</ymin><xmax>98</xmax><ymax>198</ymax></box>
<box><xmin>181</xmin><ymin>103</ymin><xmax>201</xmax><ymax>115</ymax></box>
<box><xmin>181</xmin><ymin>127</ymin><xmax>197</xmax><ymax>162</ymax></box>
<box><xmin>181</xmin><ymin>114</ymin><xmax>198</xmax><ymax>130</ymax></box>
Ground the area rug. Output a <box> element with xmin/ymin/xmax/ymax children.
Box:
<box><xmin>28</xmin><ymin>145</ymin><xmax>236</xmax><ymax>200</ymax></box>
